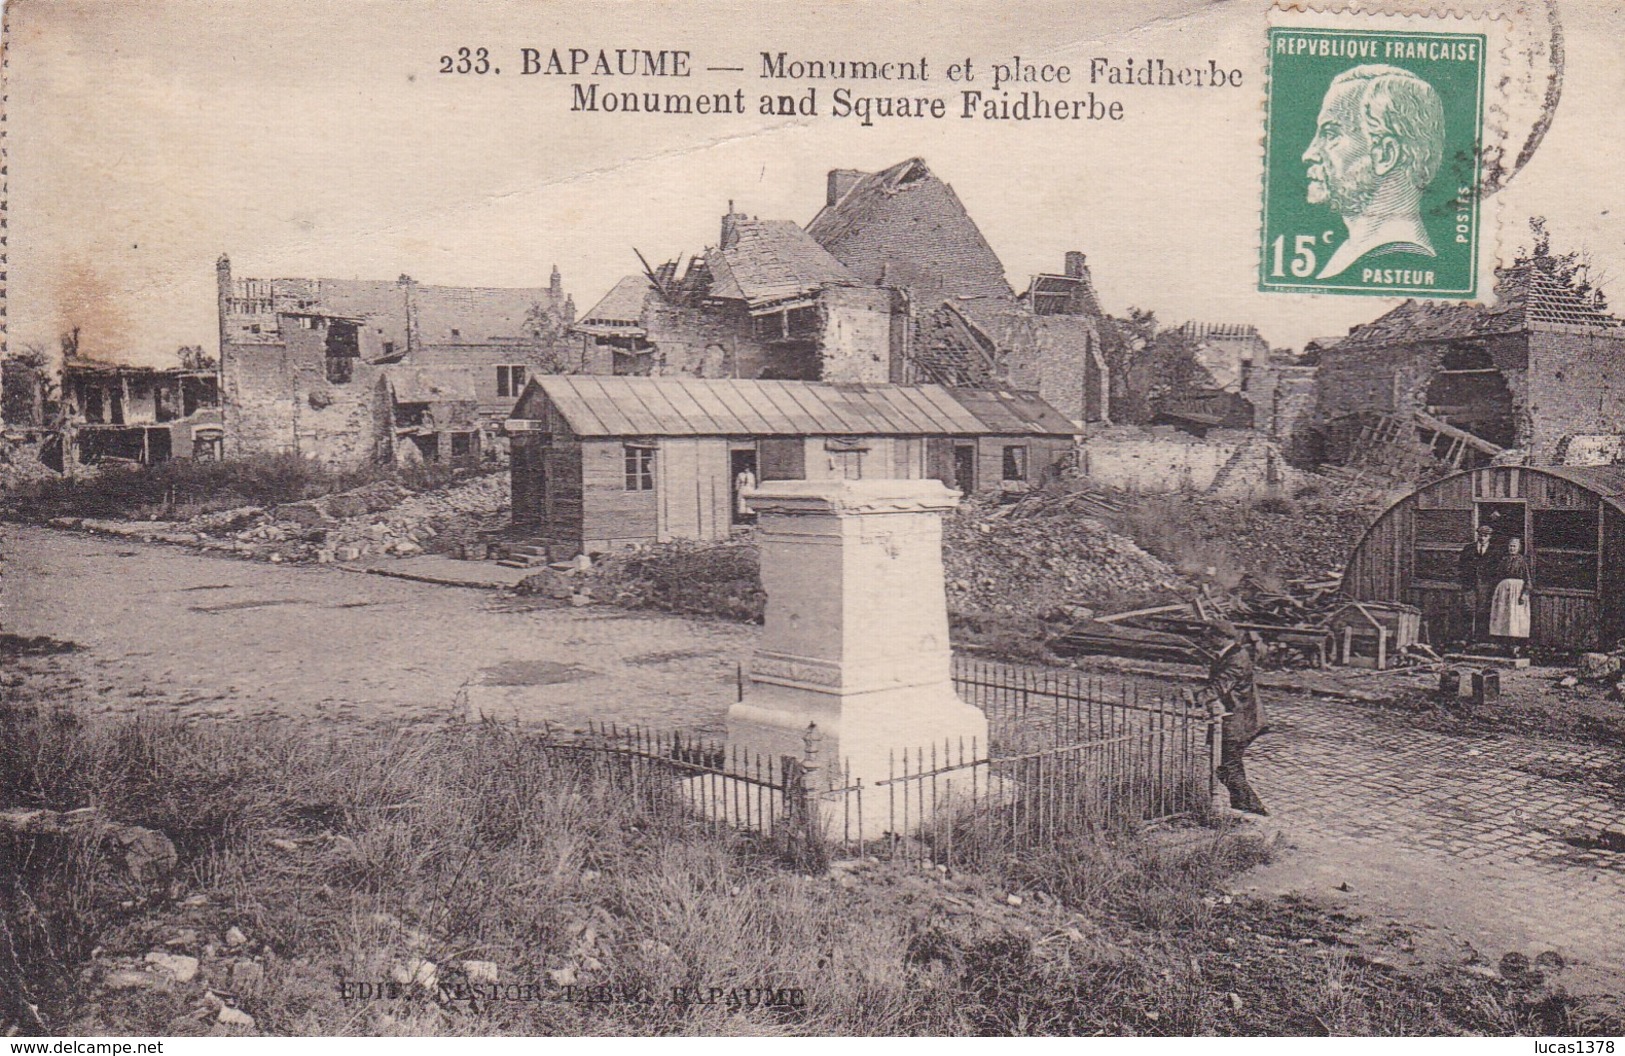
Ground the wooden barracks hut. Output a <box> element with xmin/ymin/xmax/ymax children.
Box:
<box><xmin>505</xmin><ymin>376</ymin><xmax>1075</xmax><ymax>554</ymax></box>
<box><xmin>1342</xmin><ymin>465</ymin><xmax>1625</xmax><ymax>651</ymax></box>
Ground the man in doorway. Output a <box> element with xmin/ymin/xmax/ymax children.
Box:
<box><xmin>1457</xmin><ymin>524</ymin><xmax>1496</xmax><ymax>645</ymax></box>
<box><xmin>1197</xmin><ymin>619</ymin><xmax>1269</xmax><ymax>816</ymax></box>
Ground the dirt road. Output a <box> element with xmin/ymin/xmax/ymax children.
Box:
<box><xmin>2</xmin><ymin>525</ymin><xmax>751</xmax><ymax>733</ymax></box>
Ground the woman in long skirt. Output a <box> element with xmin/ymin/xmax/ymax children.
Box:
<box><xmin>1488</xmin><ymin>536</ymin><xmax>1533</xmax><ymax>658</ymax></box>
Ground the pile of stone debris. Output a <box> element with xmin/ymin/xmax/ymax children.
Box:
<box><xmin>146</xmin><ymin>472</ymin><xmax>512</xmax><ymax>564</ymax></box>
<box><xmin>1560</xmin><ymin>649</ymin><xmax>1625</xmax><ymax>701</ymax></box>
<box><xmin>941</xmin><ymin>493</ymin><xmax>1191</xmax><ymax>619</ymax></box>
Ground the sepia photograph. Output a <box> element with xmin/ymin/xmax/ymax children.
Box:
<box><xmin>1</xmin><ymin>0</ymin><xmax>1622</xmax><ymax>1041</ymax></box>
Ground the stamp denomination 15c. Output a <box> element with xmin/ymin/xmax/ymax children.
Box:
<box><xmin>1260</xmin><ymin>26</ymin><xmax>1486</xmax><ymax>298</ymax></box>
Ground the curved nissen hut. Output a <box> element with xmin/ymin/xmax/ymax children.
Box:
<box><xmin>1342</xmin><ymin>466</ymin><xmax>1625</xmax><ymax>651</ymax></box>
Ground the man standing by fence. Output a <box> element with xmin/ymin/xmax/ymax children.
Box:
<box><xmin>1197</xmin><ymin>619</ymin><xmax>1270</xmax><ymax>816</ymax></box>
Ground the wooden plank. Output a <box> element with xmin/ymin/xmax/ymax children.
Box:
<box><xmin>1097</xmin><ymin>602</ymin><xmax>1194</xmax><ymax>625</ymax></box>
<box><xmin>659</xmin><ymin>439</ymin><xmax>703</xmax><ymax>540</ymax></box>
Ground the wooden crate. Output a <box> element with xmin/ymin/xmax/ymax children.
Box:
<box><xmin>1328</xmin><ymin>601</ymin><xmax>1423</xmax><ymax>669</ymax></box>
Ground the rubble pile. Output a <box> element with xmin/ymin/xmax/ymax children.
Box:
<box><xmin>1118</xmin><ymin>489</ymin><xmax>1376</xmax><ymax>585</ymax></box>
<box><xmin>1215</xmin><ymin>501</ymin><xmax>1375</xmax><ymax>582</ymax></box>
<box><xmin>170</xmin><ymin>471</ymin><xmax>511</xmax><ymax>563</ymax></box>
<box><xmin>941</xmin><ymin>493</ymin><xmax>1191</xmax><ymax>618</ymax></box>
<box><xmin>0</xmin><ymin>439</ymin><xmax>59</xmax><ymax>492</ymax></box>
<box><xmin>582</xmin><ymin>540</ymin><xmax>765</xmax><ymax>622</ymax></box>
<box><xmin>318</xmin><ymin>473</ymin><xmax>510</xmax><ymax>557</ymax></box>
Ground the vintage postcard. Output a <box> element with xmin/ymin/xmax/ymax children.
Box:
<box><xmin>3</xmin><ymin>0</ymin><xmax>1624</xmax><ymax>1043</ymax></box>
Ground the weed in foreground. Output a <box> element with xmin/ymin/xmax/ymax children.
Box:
<box><xmin>3</xmin><ymin>680</ymin><xmax>1618</xmax><ymax>1036</ymax></box>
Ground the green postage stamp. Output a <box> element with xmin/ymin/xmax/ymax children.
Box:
<box><xmin>1260</xmin><ymin>26</ymin><xmax>1486</xmax><ymax>298</ymax></box>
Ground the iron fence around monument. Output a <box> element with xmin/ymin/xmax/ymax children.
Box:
<box><xmin>815</xmin><ymin>658</ymin><xmax>1223</xmax><ymax>863</ymax></box>
<box><xmin>487</xmin><ymin>656</ymin><xmax>1222</xmax><ymax>870</ymax></box>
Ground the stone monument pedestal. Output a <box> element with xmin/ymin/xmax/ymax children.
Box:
<box><xmin>724</xmin><ymin>479</ymin><xmax>989</xmax><ymax>838</ymax></box>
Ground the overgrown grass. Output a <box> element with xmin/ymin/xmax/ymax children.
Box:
<box><xmin>4</xmin><ymin>664</ymin><xmax>1618</xmax><ymax>1036</ymax></box>
<box><xmin>2</xmin><ymin>453</ymin><xmax>463</xmax><ymax>522</ymax></box>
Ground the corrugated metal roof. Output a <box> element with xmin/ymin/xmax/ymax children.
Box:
<box><xmin>949</xmin><ymin>388</ymin><xmax>1078</xmax><ymax>436</ymax></box>
<box><xmin>515</xmin><ymin>376</ymin><xmax>1023</xmax><ymax>437</ymax></box>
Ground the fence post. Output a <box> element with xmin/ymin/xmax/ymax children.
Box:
<box><xmin>779</xmin><ymin>723</ymin><xmax>828</xmax><ymax>871</ymax></box>
<box><xmin>1206</xmin><ymin>697</ymin><xmax>1228</xmax><ymax>813</ymax></box>
<box><xmin>797</xmin><ymin>723</ymin><xmax>828</xmax><ymax>870</ymax></box>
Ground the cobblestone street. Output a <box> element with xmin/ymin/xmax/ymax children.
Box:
<box><xmin>1245</xmin><ymin>694</ymin><xmax>1625</xmax><ymax>993</ymax></box>
<box><xmin>6</xmin><ymin>525</ymin><xmax>1624</xmax><ymax>991</ymax></box>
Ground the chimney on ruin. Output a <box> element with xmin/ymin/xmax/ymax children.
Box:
<box><xmin>550</xmin><ymin>264</ymin><xmax>563</xmax><ymax>301</ymax></box>
<box><xmin>215</xmin><ymin>254</ymin><xmax>233</xmax><ymax>359</ymax></box>
<box><xmin>720</xmin><ymin>200</ymin><xmax>748</xmax><ymax>248</ymax></box>
<box><xmin>1065</xmin><ymin>251</ymin><xmax>1089</xmax><ymax>280</ymax></box>
<box><xmin>827</xmin><ymin>169</ymin><xmax>866</xmax><ymax>208</ymax></box>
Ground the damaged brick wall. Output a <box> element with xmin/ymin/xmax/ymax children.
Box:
<box><xmin>642</xmin><ymin>300</ymin><xmax>764</xmax><ymax>377</ymax></box>
<box><xmin>1316</xmin><ymin>341</ymin><xmax>1447</xmax><ymax>423</ymax></box>
<box><xmin>280</xmin><ymin>318</ymin><xmax>387</xmax><ymax>466</ymax></box>
<box><xmin>816</xmin><ymin>286</ymin><xmax>893</xmax><ymax>383</ymax></box>
<box><xmin>1078</xmin><ymin>429</ymin><xmax>1295</xmax><ymax>497</ymax></box>
<box><xmin>1526</xmin><ymin>327</ymin><xmax>1625</xmax><ymax>463</ymax></box>
<box><xmin>221</xmin><ymin>341</ymin><xmax>296</xmax><ymax>458</ymax></box>
<box><xmin>1016</xmin><ymin>317</ymin><xmax>1106</xmax><ymax>425</ymax></box>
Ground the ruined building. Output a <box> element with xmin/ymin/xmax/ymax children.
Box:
<box><xmin>1313</xmin><ymin>265</ymin><xmax>1625</xmax><ymax>468</ymax></box>
<box><xmin>574</xmin><ymin>158</ymin><xmax>1105</xmax><ymax>429</ymax></box>
<box><xmin>1157</xmin><ymin>322</ymin><xmax>1316</xmax><ymax>443</ymax></box>
<box><xmin>809</xmin><ymin>159</ymin><xmax>1106</xmax><ymax>426</ymax></box>
<box><xmin>58</xmin><ymin>359</ymin><xmax>222</xmax><ymax>475</ymax></box>
<box><xmin>575</xmin><ymin>208</ymin><xmax>898</xmax><ymax>383</ymax></box>
<box><xmin>217</xmin><ymin>256</ymin><xmax>575</xmax><ymax>466</ymax></box>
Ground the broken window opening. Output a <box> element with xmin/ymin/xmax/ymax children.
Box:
<box><xmin>1424</xmin><ymin>344</ymin><xmax>1516</xmax><ymax>450</ymax></box>
<box><xmin>154</xmin><ymin>384</ymin><xmax>179</xmax><ymax>423</ymax></box>
<box><xmin>83</xmin><ymin>386</ymin><xmax>105</xmax><ymax>424</ymax></box>
<box><xmin>497</xmin><ymin>365</ymin><xmax>528</xmax><ymax>399</ymax></box>
<box><xmin>324</xmin><ymin>320</ymin><xmax>360</xmax><ymax>384</ymax></box>
<box><xmin>181</xmin><ymin>376</ymin><xmax>219</xmax><ymax>417</ymax></box>
<box><xmin>395</xmin><ymin>403</ymin><xmax>429</xmax><ymax>428</ymax></box>
<box><xmin>408</xmin><ymin>433</ymin><xmax>440</xmax><ymax>463</ymax></box>
<box><xmin>1002</xmin><ymin>445</ymin><xmax>1029</xmax><ymax>482</ymax></box>
<box><xmin>192</xmin><ymin>434</ymin><xmax>223</xmax><ymax>462</ymax></box>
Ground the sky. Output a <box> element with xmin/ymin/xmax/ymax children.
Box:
<box><xmin>6</xmin><ymin>0</ymin><xmax>1623</xmax><ymax>365</ymax></box>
